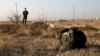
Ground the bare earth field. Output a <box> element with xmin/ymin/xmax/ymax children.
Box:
<box><xmin>0</xmin><ymin>20</ymin><xmax>99</xmax><ymax>56</ymax></box>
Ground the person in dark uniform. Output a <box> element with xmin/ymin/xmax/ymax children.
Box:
<box><xmin>23</xmin><ymin>8</ymin><xmax>29</xmax><ymax>24</ymax></box>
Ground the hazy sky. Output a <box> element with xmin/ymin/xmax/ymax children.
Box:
<box><xmin>0</xmin><ymin>0</ymin><xmax>100</xmax><ymax>21</ymax></box>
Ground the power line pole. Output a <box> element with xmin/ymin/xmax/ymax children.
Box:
<box><xmin>39</xmin><ymin>7</ymin><xmax>45</xmax><ymax>21</ymax></box>
<box><xmin>73</xmin><ymin>5</ymin><xmax>75</xmax><ymax>22</ymax></box>
<box><xmin>15</xmin><ymin>3</ymin><xmax>18</xmax><ymax>15</ymax></box>
<box><xmin>83</xmin><ymin>12</ymin><xmax>85</xmax><ymax>19</ymax></box>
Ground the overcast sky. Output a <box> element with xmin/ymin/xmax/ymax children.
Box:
<box><xmin>0</xmin><ymin>0</ymin><xmax>100</xmax><ymax>21</ymax></box>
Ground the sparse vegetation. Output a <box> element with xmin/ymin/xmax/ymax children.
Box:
<box><xmin>0</xmin><ymin>20</ymin><xmax>99</xmax><ymax>56</ymax></box>
<box><xmin>8</xmin><ymin>14</ymin><xmax>21</xmax><ymax>25</ymax></box>
<box><xmin>80</xmin><ymin>24</ymin><xmax>99</xmax><ymax>31</ymax></box>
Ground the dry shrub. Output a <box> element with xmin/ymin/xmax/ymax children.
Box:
<box><xmin>81</xmin><ymin>25</ymin><xmax>99</xmax><ymax>31</ymax></box>
<box><xmin>41</xmin><ymin>24</ymin><xmax>63</xmax><ymax>38</ymax></box>
<box><xmin>41</xmin><ymin>28</ymin><xmax>57</xmax><ymax>38</ymax></box>
<box><xmin>0</xmin><ymin>24</ymin><xmax>17</xmax><ymax>34</ymax></box>
<box><xmin>31</xmin><ymin>21</ymin><xmax>48</xmax><ymax>36</ymax></box>
<box><xmin>0</xmin><ymin>14</ymin><xmax>21</xmax><ymax>34</ymax></box>
<box><xmin>0</xmin><ymin>19</ymin><xmax>62</xmax><ymax>38</ymax></box>
<box><xmin>32</xmin><ymin>21</ymin><xmax>48</xmax><ymax>29</ymax></box>
<box><xmin>84</xmin><ymin>29</ymin><xmax>100</xmax><ymax>38</ymax></box>
<box><xmin>15</xmin><ymin>25</ymin><xmax>32</xmax><ymax>36</ymax></box>
<box><xmin>84</xmin><ymin>31</ymin><xmax>96</xmax><ymax>38</ymax></box>
<box><xmin>80</xmin><ymin>25</ymin><xmax>100</xmax><ymax>38</ymax></box>
<box><xmin>0</xmin><ymin>24</ymin><xmax>30</xmax><ymax>36</ymax></box>
<box><xmin>8</xmin><ymin>14</ymin><xmax>21</xmax><ymax>25</ymax></box>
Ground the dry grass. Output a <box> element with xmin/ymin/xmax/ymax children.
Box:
<box><xmin>0</xmin><ymin>21</ymin><xmax>99</xmax><ymax>56</ymax></box>
<box><xmin>0</xmin><ymin>35</ymin><xmax>60</xmax><ymax>56</ymax></box>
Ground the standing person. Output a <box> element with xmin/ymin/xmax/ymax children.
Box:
<box><xmin>23</xmin><ymin>8</ymin><xmax>29</xmax><ymax>24</ymax></box>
